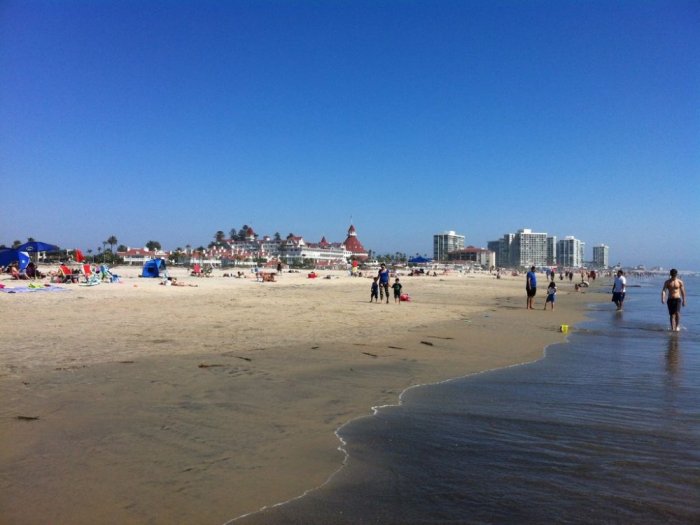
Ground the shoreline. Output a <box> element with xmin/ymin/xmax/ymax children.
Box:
<box><xmin>0</xmin><ymin>268</ymin><xmax>607</xmax><ymax>524</ymax></box>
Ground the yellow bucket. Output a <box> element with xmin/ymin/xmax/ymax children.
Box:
<box><xmin>560</xmin><ymin>324</ymin><xmax>569</xmax><ymax>333</ymax></box>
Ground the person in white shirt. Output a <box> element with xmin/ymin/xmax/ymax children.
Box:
<box><xmin>611</xmin><ymin>270</ymin><xmax>627</xmax><ymax>311</ymax></box>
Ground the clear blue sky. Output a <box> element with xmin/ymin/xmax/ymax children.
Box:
<box><xmin>1</xmin><ymin>1</ymin><xmax>698</xmax><ymax>269</ymax></box>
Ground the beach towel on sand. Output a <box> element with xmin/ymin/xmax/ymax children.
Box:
<box><xmin>0</xmin><ymin>285</ymin><xmax>68</xmax><ymax>293</ymax></box>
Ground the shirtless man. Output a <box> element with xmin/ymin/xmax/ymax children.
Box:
<box><xmin>661</xmin><ymin>269</ymin><xmax>686</xmax><ymax>332</ymax></box>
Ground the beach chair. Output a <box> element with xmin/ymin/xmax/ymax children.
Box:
<box><xmin>56</xmin><ymin>264</ymin><xmax>75</xmax><ymax>283</ymax></box>
<box><xmin>81</xmin><ymin>264</ymin><xmax>100</xmax><ymax>285</ymax></box>
<box><xmin>98</xmin><ymin>264</ymin><xmax>120</xmax><ymax>282</ymax></box>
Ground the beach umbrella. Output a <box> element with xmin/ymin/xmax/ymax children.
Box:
<box><xmin>0</xmin><ymin>249</ymin><xmax>31</xmax><ymax>270</ymax></box>
<box><xmin>16</xmin><ymin>241</ymin><xmax>60</xmax><ymax>253</ymax></box>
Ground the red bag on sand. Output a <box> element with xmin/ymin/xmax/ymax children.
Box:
<box><xmin>400</xmin><ymin>293</ymin><xmax>411</xmax><ymax>302</ymax></box>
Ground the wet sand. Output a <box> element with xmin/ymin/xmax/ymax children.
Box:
<box><xmin>0</xmin><ymin>268</ymin><xmax>604</xmax><ymax>524</ymax></box>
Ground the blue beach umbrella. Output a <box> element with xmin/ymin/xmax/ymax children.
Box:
<box><xmin>0</xmin><ymin>249</ymin><xmax>31</xmax><ymax>270</ymax></box>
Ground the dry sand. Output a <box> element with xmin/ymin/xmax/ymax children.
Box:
<box><xmin>0</xmin><ymin>266</ymin><xmax>605</xmax><ymax>524</ymax></box>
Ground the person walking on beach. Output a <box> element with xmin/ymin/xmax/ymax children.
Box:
<box><xmin>544</xmin><ymin>281</ymin><xmax>557</xmax><ymax>310</ymax></box>
<box><xmin>370</xmin><ymin>277</ymin><xmax>379</xmax><ymax>303</ymax></box>
<box><xmin>612</xmin><ymin>270</ymin><xmax>626</xmax><ymax>311</ymax></box>
<box><xmin>526</xmin><ymin>266</ymin><xmax>537</xmax><ymax>309</ymax></box>
<box><xmin>377</xmin><ymin>263</ymin><xmax>390</xmax><ymax>303</ymax></box>
<box><xmin>392</xmin><ymin>277</ymin><xmax>403</xmax><ymax>304</ymax></box>
<box><xmin>661</xmin><ymin>269</ymin><xmax>686</xmax><ymax>332</ymax></box>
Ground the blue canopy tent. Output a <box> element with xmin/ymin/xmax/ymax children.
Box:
<box><xmin>0</xmin><ymin>249</ymin><xmax>31</xmax><ymax>270</ymax></box>
<box><xmin>408</xmin><ymin>256</ymin><xmax>432</xmax><ymax>264</ymax></box>
<box><xmin>141</xmin><ymin>258</ymin><xmax>167</xmax><ymax>278</ymax></box>
<box><xmin>15</xmin><ymin>241</ymin><xmax>61</xmax><ymax>268</ymax></box>
<box><xmin>16</xmin><ymin>241</ymin><xmax>60</xmax><ymax>254</ymax></box>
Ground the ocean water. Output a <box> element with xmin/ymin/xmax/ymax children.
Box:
<box><xmin>234</xmin><ymin>275</ymin><xmax>700</xmax><ymax>524</ymax></box>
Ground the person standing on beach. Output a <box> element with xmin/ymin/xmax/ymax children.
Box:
<box><xmin>612</xmin><ymin>270</ymin><xmax>626</xmax><ymax>311</ymax></box>
<box><xmin>370</xmin><ymin>277</ymin><xmax>379</xmax><ymax>303</ymax></box>
<box><xmin>377</xmin><ymin>263</ymin><xmax>390</xmax><ymax>303</ymax></box>
<box><xmin>392</xmin><ymin>277</ymin><xmax>403</xmax><ymax>304</ymax></box>
<box><xmin>526</xmin><ymin>266</ymin><xmax>537</xmax><ymax>309</ymax></box>
<box><xmin>661</xmin><ymin>269</ymin><xmax>686</xmax><ymax>332</ymax></box>
<box><xmin>544</xmin><ymin>281</ymin><xmax>557</xmax><ymax>310</ymax></box>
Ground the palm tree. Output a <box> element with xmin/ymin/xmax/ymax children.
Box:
<box><xmin>214</xmin><ymin>231</ymin><xmax>225</xmax><ymax>244</ymax></box>
<box><xmin>12</xmin><ymin>240</ymin><xmax>21</xmax><ymax>248</ymax></box>
<box><xmin>106</xmin><ymin>236</ymin><xmax>118</xmax><ymax>254</ymax></box>
<box><xmin>87</xmin><ymin>249</ymin><xmax>93</xmax><ymax>262</ymax></box>
<box><xmin>237</xmin><ymin>225</ymin><xmax>251</xmax><ymax>240</ymax></box>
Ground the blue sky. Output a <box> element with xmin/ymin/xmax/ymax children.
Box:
<box><xmin>1</xmin><ymin>1</ymin><xmax>698</xmax><ymax>269</ymax></box>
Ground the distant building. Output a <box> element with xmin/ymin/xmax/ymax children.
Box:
<box><xmin>433</xmin><ymin>231</ymin><xmax>465</xmax><ymax>262</ymax></box>
<box><xmin>557</xmin><ymin>236</ymin><xmax>586</xmax><ymax>268</ymax></box>
<box><xmin>447</xmin><ymin>246</ymin><xmax>495</xmax><ymax>268</ymax></box>
<box><xmin>546</xmin><ymin>236</ymin><xmax>557</xmax><ymax>266</ymax></box>
<box><xmin>343</xmin><ymin>224</ymin><xmax>369</xmax><ymax>260</ymax></box>
<box><xmin>487</xmin><ymin>233</ymin><xmax>515</xmax><ymax>268</ymax></box>
<box><xmin>119</xmin><ymin>247</ymin><xmax>168</xmax><ymax>265</ymax></box>
<box><xmin>279</xmin><ymin>235</ymin><xmax>350</xmax><ymax>266</ymax></box>
<box><xmin>119</xmin><ymin>224</ymin><xmax>368</xmax><ymax>269</ymax></box>
<box><xmin>511</xmin><ymin>229</ymin><xmax>548</xmax><ymax>268</ymax></box>
<box><xmin>593</xmin><ymin>244</ymin><xmax>609</xmax><ymax>268</ymax></box>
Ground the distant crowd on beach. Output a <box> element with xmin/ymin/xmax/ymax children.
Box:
<box><xmin>520</xmin><ymin>265</ymin><xmax>689</xmax><ymax>332</ymax></box>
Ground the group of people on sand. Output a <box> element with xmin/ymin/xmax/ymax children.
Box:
<box><xmin>371</xmin><ymin>263</ymin><xmax>404</xmax><ymax>304</ymax></box>
<box><xmin>525</xmin><ymin>266</ymin><xmax>558</xmax><ymax>311</ymax></box>
<box><xmin>4</xmin><ymin>261</ymin><xmax>45</xmax><ymax>280</ymax></box>
<box><xmin>526</xmin><ymin>266</ymin><xmax>688</xmax><ymax>331</ymax></box>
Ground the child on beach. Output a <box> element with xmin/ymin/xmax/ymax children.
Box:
<box><xmin>370</xmin><ymin>277</ymin><xmax>379</xmax><ymax>303</ymax></box>
<box><xmin>392</xmin><ymin>278</ymin><xmax>403</xmax><ymax>304</ymax></box>
<box><xmin>544</xmin><ymin>281</ymin><xmax>557</xmax><ymax>310</ymax></box>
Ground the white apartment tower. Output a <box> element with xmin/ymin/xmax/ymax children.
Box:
<box><xmin>557</xmin><ymin>236</ymin><xmax>586</xmax><ymax>268</ymax></box>
<box><xmin>593</xmin><ymin>244</ymin><xmax>609</xmax><ymax>268</ymax></box>
<box><xmin>433</xmin><ymin>231</ymin><xmax>465</xmax><ymax>262</ymax></box>
<box><xmin>511</xmin><ymin>229</ymin><xmax>548</xmax><ymax>268</ymax></box>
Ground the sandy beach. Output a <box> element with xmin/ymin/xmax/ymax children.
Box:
<box><xmin>0</xmin><ymin>266</ymin><xmax>605</xmax><ymax>524</ymax></box>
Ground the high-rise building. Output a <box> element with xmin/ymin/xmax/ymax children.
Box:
<box><xmin>593</xmin><ymin>244</ymin><xmax>609</xmax><ymax>268</ymax></box>
<box><xmin>433</xmin><ymin>231</ymin><xmax>465</xmax><ymax>261</ymax></box>
<box><xmin>486</xmin><ymin>233</ymin><xmax>514</xmax><ymax>268</ymax></box>
<box><xmin>546</xmin><ymin>236</ymin><xmax>557</xmax><ymax>266</ymax></box>
<box><xmin>511</xmin><ymin>229</ymin><xmax>548</xmax><ymax>268</ymax></box>
<box><xmin>487</xmin><ymin>240</ymin><xmax>501</xmax><ymax>266</ymax></box>
<box><xmin>557</xmin><ymin>236</ymin><xmax>585</xmax><ymax>268</ymax></box>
